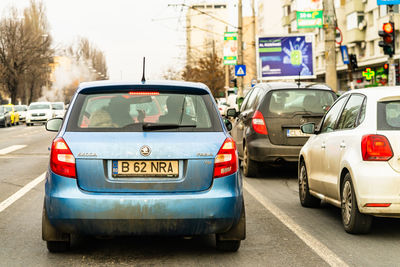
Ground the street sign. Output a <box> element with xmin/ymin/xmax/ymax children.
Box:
<box><xmin>235</xmin><ymin>65</ymin><xmax>246</xmax><ymax>76</ymax></box>
<box><xmin>336</xmin><ymin>27</ymin><xmax>343</xmax><ymax>45</ymax></box>
<box><xmin>377</xmin><ymin>0</ymin><xmax>400</xmax><ymax>5</ymax></box>
<box><xmin>340</xmin><ymin>45</ymin><xmax>349</xmax><ymax>64</ymax></box>
<box><xmin>297</xmin><ymin>11</ymin><xmax>323</xmax><ymax>29</ymax></box>
<box><xmin>224</xmin><ymin>32</ymin><xmax>238</xmax><ymax>65</ymax></box>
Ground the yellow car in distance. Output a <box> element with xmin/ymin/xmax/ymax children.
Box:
<box><xmin>3</xmin><ymin>104</ymin><xmax>20</xmax><ymax>125</ymax></box>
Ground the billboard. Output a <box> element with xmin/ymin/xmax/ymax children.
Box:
<box><xmin>257</xmin><ymin>35</ymin><xmax>315</xmax><ymax>80</ymax></box>
<box><xmin>223</xmin><ymin>32</ymin><xmax>238</xmax><ymax>65</ymax></box>
<box><xmin>297</xmin><ymin>10</ymin><xmax>323</xmax><ymax>28</ymax></box>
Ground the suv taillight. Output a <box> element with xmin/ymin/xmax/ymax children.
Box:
<box><xmin>361</xmin><ymin>134</ymin><xmax>393</xmax><ymax>161</ymax></box>
<box><xmin>213</xmin><ymin>138</ymin><xmax>238</xmax><ymax>178</ymax></box>
<box><xmin>50</xmin><ymin>137</ymin><xmax>76</xmax><ymax>178</ymax></box>
<box><xmin>252</xmin><ymin>110</ymin><xmax>268</xmax><ymax>135</ymax></box>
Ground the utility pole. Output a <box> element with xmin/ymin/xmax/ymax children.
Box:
<box><xmin>237</xmin><ymin>0</ymin><xmax>244</xmax><ymax>98</ymax></box>
<box><xmin>388</xmin><ymin>5</ymin><xmax>396</xmax><ymax>86</ymax></box>
<box><xmin>225</xmin><ymin>26</ymin><xmax>230</xmax><ymax>93</ymax></box>
<box><xmin>323</xmin><ymin>0</ymin><xmax>337</xmax><ymax>92</ymax></box>
<box><xmin>251</xmin><ymin>0</ymin><xmax>257</xmax><ymax>85</ymax></box>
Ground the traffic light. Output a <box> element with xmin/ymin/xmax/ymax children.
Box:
<box><xmin>349</xmin><ymin>54</ymin><xmax>358</xmax><ymax>70</ymax></box>
<box><xmin>379</xmin><ymin>22</ymin><xmax>395</xmax><ymax>57</ymax></box>
<box><xmin>395</xmin><ymin>63</ymin><xmax>400</xmax><ymax>85</ymax></box>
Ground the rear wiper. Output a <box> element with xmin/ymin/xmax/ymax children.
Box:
<box><xmin>142</xmin><ymin>123</ymin><xmax>197</xmax><ymax>131</ymax></box>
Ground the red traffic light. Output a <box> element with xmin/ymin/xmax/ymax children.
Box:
<box><xmin>383</xmin><ymin>22</ymin><xmax>394</xmax><ymax>33</ymax></box>
<box><xmin>384</xmin><ymin>63</ymin><xmax>389</xmax><ymax>69</ymax></box>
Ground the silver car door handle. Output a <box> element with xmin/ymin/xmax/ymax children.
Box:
<box><xmin>321</xmin><ymin>143</ymin><xmax>326</xmax><ymax>149</ymax></box>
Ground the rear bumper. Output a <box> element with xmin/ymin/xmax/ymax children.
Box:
<box><xmin>353</xmin><ymin>162</ymin><xmax>400</xmax><ymax>217</ymax></box>
<box><xmin>247</xmin><ymin>138</ymin><xmax>302</xmax><ymax>163</ymax></box>
<box><xmin>45</xmin><ymin>171</ymin><xmax>243</xmax><ymax>236</ymax></box>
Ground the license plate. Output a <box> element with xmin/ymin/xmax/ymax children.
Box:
<box><xmin>112</xmin><ymin>160</ymin><xmax>179</xmax><ymax>177</ymax></box>
<box><xmin>286</xmin><ymin>129</ymin><xmax>312</xmax><ymax>137</ymax></box>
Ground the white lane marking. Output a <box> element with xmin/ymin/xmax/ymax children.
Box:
<box><xmin>0</xmin><ymin>172</ymin><xmax>46</xmax><ymax>213</ymax></box>
<box><xmin>244</xmin><ymin>181</ymin><xmax>349</xmax><ymax>267</ymax></box>
<box><xmin>0</xmin><ymin>145</ymin><xmax>27</xmax><ymax>155</ymax></box>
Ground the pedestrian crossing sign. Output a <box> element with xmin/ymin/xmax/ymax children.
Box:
<box><xmin>235</xmin><ymin>65</ymin><xmax>246</xmax><ymax>76</ymax></box>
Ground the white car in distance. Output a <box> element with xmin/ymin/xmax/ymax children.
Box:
<box><xmin>26</xmin><ymin>102</ymin><xmax>54</xmax><ymax>126</ymax></box>
<box><xmin>298</xmin><ymin>87</ymin><xmax>400</xmax><ymax>234</ymax></box>
<box><xmin>51</xmin><ymin>102</ymin><xmax>65</xmax><ymax>118</ymax></box>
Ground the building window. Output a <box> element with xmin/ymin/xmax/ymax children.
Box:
<box><xmin>346</xmin><ymin>12</ymin><xmax>364</xmax><ymax>30</ymax></box>
<box><xmin>380</xmin><ymin>5</ymin><xmax>399</xmax><ymax>17</ymax></box>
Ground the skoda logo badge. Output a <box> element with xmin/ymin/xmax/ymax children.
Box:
<box><xmin>140</xmin><ymin>145</ymin><xmax>151</xmax><ymax>157</ymax></box>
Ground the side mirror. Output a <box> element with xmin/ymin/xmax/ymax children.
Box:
<box><xmin>226</xmin><ymin>108</ymin><xmax>237</xmax><ymax>118</ymax></box>
<box><xmin>300</xmin><ymin>122</ymin><xmax>315</xmax><ymax>134</ymax></box>
<box><xmin>46</xmin><ymin>118</ymin><xmax>63</xmax><ymax>132</ymax></box>
<box><xmin>224</xmin><ymin>118</ymin><xmax>232</xmax><ymax>131</ymax></box>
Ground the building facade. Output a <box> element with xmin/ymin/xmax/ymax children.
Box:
<box><xmin>280</xmin><ymin>0</ymin><xmax>400</xmax><ymax>91</ymax></box>
<box><xmin>186</xmin><ymin>2</ymin><xmax>229</xmax><ymax>65</ymax></box>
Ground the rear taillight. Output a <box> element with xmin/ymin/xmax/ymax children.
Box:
<box><xmin>252</xmin><ymin>110</ymin><xmax>268</xmax><ymax>135</ymax></box>
<box><xmin>213</xmin><ymin>137</ymin><xmax>238</xmax><ymax>178</ymax></box>
<box><xmin>50</xmin><ymin>137</ymin><xmax>76</xmax><ymax>178</ymax></box>
<box><xmin>361</xmin><ymin>134</ymin><xmax>393</xmax><ymax>161</ymax></box>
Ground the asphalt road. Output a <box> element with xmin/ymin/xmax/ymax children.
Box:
<box><xmin>0</xmin><ymin>125</ymin><xmax>399</xmax><ymax>266</ymax></box>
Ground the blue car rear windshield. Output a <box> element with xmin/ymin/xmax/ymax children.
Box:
<box><xmin>66</xmin><ymin>91</ymin><xmax>222</xmax><ymax>132</ymax></box>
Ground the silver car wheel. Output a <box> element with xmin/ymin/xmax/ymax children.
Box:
<box><xmin>299</xmin><ymin>165</ymin><xmax>307</xmax><ymax>201</ymax></box>
<box><xmin>243</xmin><ymin>146</ymin><xmax>248</xmax><ymax>174</ymax></box>
<box><xmin>342</xmin><ymin>180</ymin><xmax>352</xmax><ymax>226</ymax></box>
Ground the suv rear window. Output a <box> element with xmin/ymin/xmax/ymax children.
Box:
<box><xmin>66</xmin><ymin>91</ymin><xmax>222</xmax><ymax>132</ymax></box>
<box><xmin>378</xmin><ymin>101</ymin><xmax>400</xmax><ymax>130</ymax></box>
<box><xmin>267</xmin><ymin>89</ymin><xmax>336</xmax><ymax>115</ymax></box>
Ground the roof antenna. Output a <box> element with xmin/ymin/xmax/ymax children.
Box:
<box><xmin>296</xmin><ymin>71</ymin><xmax>301</xmax><ymax>88</ymax></box>
<box><xmin>141</xmin><ymin>57</ymin><xmax>146</xmax><ymax>83</ymax></box>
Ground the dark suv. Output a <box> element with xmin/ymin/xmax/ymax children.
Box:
<box><xmin>228</xmin><ymin>82</ymin><xmax>337</xmax><ymax>177</ymax></box>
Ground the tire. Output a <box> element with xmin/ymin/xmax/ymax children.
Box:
<box><xmin>46</xmin><ymin>241</ymin><xmax>70</xmax><ymax>253</ymax></box>
<box><xmin>216</xmin><ymin>240</ymin><xmax>241</xmax><ymax>252</ymax></box>
<box><xmin>341</xmin><ymin>173</ymin><xmax>372</xmax><ymax>234</ymax></box>
<box><xmin>298</xmin><ymin>161</ymin><xmax>320</xmax><ymax>208</ymax></box>
<box><xmin>243</xmin><ymin>145</ymin><xmax>258</xmax><ymax>177</ymax></box>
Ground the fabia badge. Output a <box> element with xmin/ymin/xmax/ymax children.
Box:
<box><xmin>140</xmin><ymin>145</ymin><xmax>151</xmax><ymax>156</ymax></box>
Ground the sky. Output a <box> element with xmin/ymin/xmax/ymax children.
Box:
<box><xmin>0</xmin><ymin>0</ymin><xmax>253</xmax><ymax>81</ymax></box>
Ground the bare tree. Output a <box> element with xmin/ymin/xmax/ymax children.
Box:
<box><xmin>0</xmin><ymin>1</ymin><xmax>53</xmax><ymax>104</ymax></box>
<box><xmin>182</xmin><ymin>49</ymin><xmax>225</xmax><ymax>97</ymax></box>
<box><xmin>68</xmin><ymin>37</ymin><xmax>108</xmax><ymax>80</ymax></box>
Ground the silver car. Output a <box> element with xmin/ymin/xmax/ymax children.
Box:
<box><xmin>299</xmin><ymin>87</ymin><xmax>400</xmax><ymax>234</ymax></box>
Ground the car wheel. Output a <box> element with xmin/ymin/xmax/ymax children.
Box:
<box><xmin>298</xmin><ymin>161</ymin><xmax>320</xmax><ymax>208</ymax></box>
<box><xmin>341</xmin><ymin>173</ymin><xmax>372</xmax><ymax>234</ymax></box>
<box><xmin>216</xmin><ymin>240</ymin><xmax>241</xmax><ymax>252</ymax></box>
<box><xmin>243</xmin><ymin>145</ymin><xmax>258</xmax><ymax>177</ymax></box>
<box><xmin>46</xmin><ymin>241</ymin><xmax>70</xmax><ymax>253</ymax></box>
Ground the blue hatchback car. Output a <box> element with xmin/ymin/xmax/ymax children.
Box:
<box><xmin>43</xmin><ymin>81</ymin><xmax>245</xmax><ymax>252</ymax></box>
